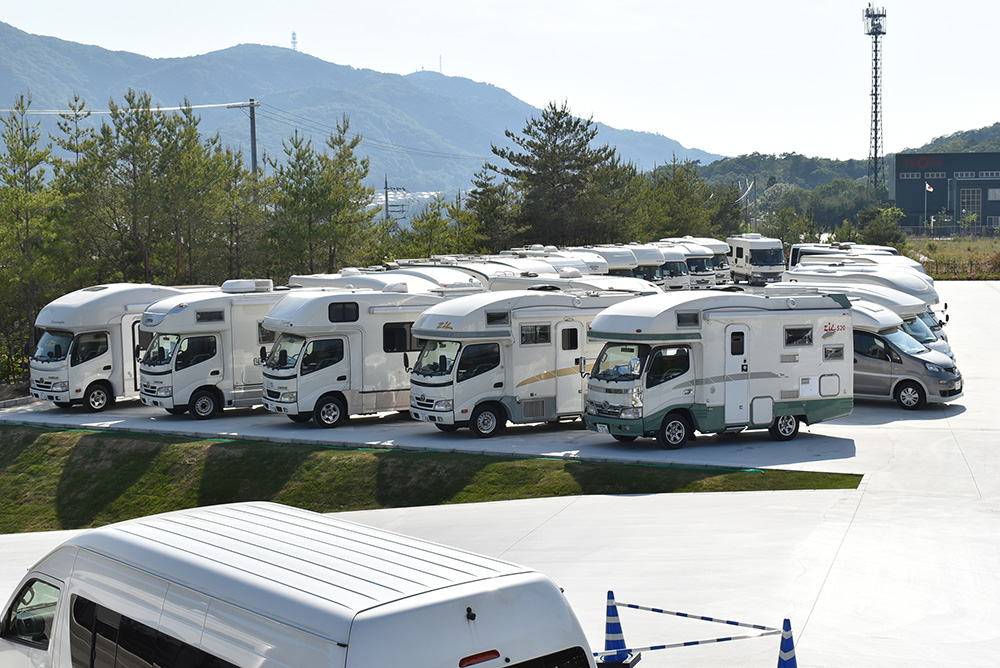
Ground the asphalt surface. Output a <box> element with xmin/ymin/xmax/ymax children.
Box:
<box><xmin>1</xmin><ymin>280</ymin><xmax>997</xmax><ymax>667</ymax></box>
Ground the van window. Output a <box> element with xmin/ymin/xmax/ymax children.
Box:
<box><xmin>328</xmin><ymin>302</ymin><xmax>359</xmax><ymax>323</ymax></box>
<box><xmin>784</xmin><ymin>326</ymin><xmax>813</xmax><ymax>347</ymax></box>
<box><xmin>824</xmin><ymin>344</ymin><xmax>845</xmax><ymax>361</ymax></box>
<box><xmin>561</xmin><ymin>327</ymin><xmax>579</xmax><ymax>351</ymax></box>
<box><xmin>646</xmin><ymin>347</ymin><xmax>690</xmax><ymax>388</ymax></box>
<box><xmin>456</xmin><ymin>343</ymin><xmax>500</xmax><ymax>382</ymax></box>
<box><xmin>736</xmin><ymin>246</ymin><xmax>744</xmax><ymax>259</ymax></box>
<box><xmin>301</xmin><ymin>339</ymin><xmax>345</xmax><ymax>375</ymax></box>
<box><xmin>2</xmin><ymin>579</ymin><xmax>60</xmax><ymax>650</ymax></box>
<box><xmin>175</xmin><ymin>336</ymin><xmax>217</xmax><ymax>371</ymax></box>
<box><xmin>520</xmin><ymin>324</ymin><xmax>550</xmax><ymax>345</ymax></box>
<box><xmin>257</xmin><ymin>322</ymin><xmax>276</xmax><ymax>345</ymax></box>
<box><xmin>730</xmin><ymin>331</ymin><xmax>745</xmax><ymax>356</ymax></box>
<box><xmin>195</xmin><ymin>310</ymin><xmax>225</xmax><ymax>323</ymax></box>
<box><xmin>854</xmin><ymin>331</ymin><xmax>891</xmax><ymax>361</ymax></box>
<box><xmin>486</xmin><ymin>311</ymin><xmax>510</xmax><ymax>326</ymax></box>
<box><xmin>383</xmin><ymin>322</ymin><xmax>420</xmax><ymax>353</ymax></box>
<box><xmin>70</xmin><ymin>595</ymin><xmax>238</xmax><ymax>668</ymax></box>
<box><xmin>676</xmin><ymin>312</ymin><xmax>700</xmax><ymax>328</ymax></box>
<box><xmin>71</xmin><ymin>332</ymin><xmax>110</xmax><ymax>366</ymax></box>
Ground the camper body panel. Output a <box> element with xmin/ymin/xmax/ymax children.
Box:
<box><xmin>583</xmin><ymin>292</ymin><xmax>854</xmax><ymax>442</ymax></box>
<box><xmin>138</xmin><ymin>283</ymin><xmax>282</xmax><ymax>416</ymax></box>
<box><xmin>408</xmin><ymin>291</ymin><xmax>636</xmax><ymax>434</ymax></box>
<box><xmin>782</xmin><ymin>263</ymin><xmax>940</xmax><ymax>305</ymax></box>
<box><xmin>260</xmin><ymin>289</ymin><xmax>448</xmax><ymax>422</ymax></box>
<box><xmin>726</xmin><ymin>233</ymin><xmax>785</xmax><ymax>285</ymax></box>
<box><xmin>0</xmin><ymin>503</ymin><xmax>595</xmax><ymax>668</ymax></box>
<box><xmin>29</xmin><ymin>284</ymin><xmax>186</xmax><ymax>409</ymax></box>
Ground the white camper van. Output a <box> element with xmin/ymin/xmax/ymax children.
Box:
<box><xmin>138</xmin><ymin>280</ymin><xmax>284</xmax><ymax>418</ymax></box>
<box><xmin>260</xmin><ymin>287</ymin><xmax>473</xmax><ymax>427</ymax></box>
<box><xmin>29</xmin><ymin>284</ymin><xmax>190</xmax><ymax>411</ymax></box>
<box><xmin>788</xmin><ymin>242</ymin><xmax>900</xmax><ymax>266</ymax></box>
<box><xmin>656</xmin><ymin>246</ymin><xmax>691</xmax><ymax>290</ymax></box>
<box><xmin>726</xmin><ymin>233</ymin><xmax>785</xmax><ymax>284</ymax></box>
<box><xmin>583</xmin><ymin>292</ymin><xmax>854</xmax><ymax>447</ymax></box>
<box><xmin>408</xmin><ymin>290</ymin><xmax>639</xmax><ymax>437</ymax></box>
<box><xmin>658</xmin><ymin>241</ymin><xmax>716</xmax><ymax>289</ymax></box>
<box><xmin>0</xmin><ymin>502</ymin><xmax>596</xmax><ymax>668</ymax></box>
<box><xmin>661</xmin><ymin>237</ymin><xmax>731</xmax><ymax>285</ymax></box>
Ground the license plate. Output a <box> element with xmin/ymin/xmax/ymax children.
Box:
<box><xmin>597</xmin><ymin>423</ymin><xmax>609</xmax><ymax>434</ymax></box>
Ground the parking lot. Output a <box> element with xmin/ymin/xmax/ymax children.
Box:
<box><xmin>1</xmin><ymin>280</ymin><xmax>998</xmax><ymax>667</ymax></box>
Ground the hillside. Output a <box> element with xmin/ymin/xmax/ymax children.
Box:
<box><xmin>0</xmin><ymin>21</ymin><xmax>721</xmax><ymax>193</ymax></box>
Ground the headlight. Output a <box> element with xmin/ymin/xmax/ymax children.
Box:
<box><xmin>156</xmin><ymin>386</ymin><xmax>173</xmax><ymax>397</ymax></box>
<box><xmin>619</xmin><ymin>407</ymin><xmax>642</xmax><ymax>420</ymax></box>
<box><xmin>51</xmin><ymin>382</ymin><xmax>69</xmax><ymax>392</ymax></box>
<box><xmin>434</xmin><ymin>399</ymin><xmax>453</xmax><ymax>411</ymax></box>
<box><xmin>280</xmin><ymin>391</ymin><xmax>298</xmax><ymax>402</ymax></box>
<box><xmin>925</xmin><ymin>362</ymin><xmax>943</xmax><ymax>373</ymax></box>
<box><xmin>585</xmin><ymin>401</ymin><xmax>598</xmax><ymax>415</ymax></box>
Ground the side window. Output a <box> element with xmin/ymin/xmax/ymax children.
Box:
<box><xmin>784</xmin><ymin>326</ymin><xmax>813</xmax><ymax>347</ymax></box>
<box><xmin>3</xmin><ymin>579</ymin><xmax>60</xmax><ymax>649</ymax></box>
<box><xmin>383</xmin><ymin>323</ymin><xmax>420</xmax><ymax>353</ymax></box>
<box><xmin>328</xmin><ymin>302</ymin><xmax>359</xmax><ymax>323</ymax></box>
<box><xmin>257</xmin><ymin>323</ymin><xmax>276</xmax><ymax>346</ymax></box>
<box><xmin>174</xmin><ymin>336</ymin><xmax>217</xmax><ymax>371</ymax></box>
<box><xmin>730</xmin><ymin>331</ymin><xmax>745</xmax><ymax>356</ymax></box>
<box><xmin>520</xmin><ymin>324</ymin><xmax>550</xmax><ymax>345</ymax></box>
<box><xmin>646</xmin><ymin>347</ymin><xmax>690</xmax><ymax>388</ymax></box>
<box><xmin>736</xmin><ymin>247</ymin><xmax>744</xmax><ymax>259</ymax></box>
<box><xmin>456</xmin><ymin>343</ymin><xmax>500</xmax><ymax>382</ymax></box>
<box><xmin>71</xmin><ymin>332</ymin><xmax>110</xmax><ymax>366</ymax></box>
<box><xmin>301</xmin><ymin>339</ymin><xmax>345</xmax><ymax>375</ymax></box>
<box><xmin>853</xmin><ymin>332</ymin><xmax>887</xmax><ymax>361</ymax></box>
<box><xmin>561</xmin><ymin>327</ymin><xmax>579</xmax><ymax>351</ymax></box>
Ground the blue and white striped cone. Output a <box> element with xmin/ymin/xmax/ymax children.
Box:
<box><xmin>598</xmin><ymin>590</ymin><xmax>639</xmax><ymax>666</ymax></box>
<box><xmin>777</xmin><ymin>618</ymin><xmax>797</xmax><ymax>668</ymax></box>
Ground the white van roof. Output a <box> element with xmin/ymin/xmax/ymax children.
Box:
<box><xmin>765</xmin><ymin>282</ymin><xmax>927</xmax><ymax>317</ymax></box>
<box><xmin>57</xmin><ymin>502</ymin><xmax>528</xmax><ymax>646</ymax></box>
<box><xmin>35</xmin><ymin>284</ymin><xmax>188</xmax><ymax>330</ymax></box>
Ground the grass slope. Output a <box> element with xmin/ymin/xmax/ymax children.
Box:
<box><xmin>0</xmin><ymin>426</ymin><xmax>860</xmax><ymax>533</ymax></box>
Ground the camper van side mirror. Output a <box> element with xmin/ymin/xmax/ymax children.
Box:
<box><xmin>135</xmin><ymin>344</ymin><xmax>142</xmax><ymax>359</ymax></box>
<box><xmin>260</xmin><ymin>346</ymin><xmax>267</xmax><ymax>363</ymax></box>
<box><xmin>277</xmin><ymin>349</ymin><xmax>288</xmax><ymax>367</ymax></box>
<box><xmin>53</xmin><ymin>344</ymin><xmax>62</xmax><ymax>359</ymax></box>
<box><xmin>403</xmin><ymin>352</ymin><xmax>411</xmax><ymax>372</ymax></box>
<box><xmin>578</xmin><ymin>356</ymin><xmax>588</xmax><ymax>378</ymax></box>
<box><xmin>630</xmin><ymin>357</ymin><xmax>642</xmax><ymax>376</ymax></box>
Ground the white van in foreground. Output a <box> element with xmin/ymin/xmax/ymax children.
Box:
<box><xmin>0</xmin><ymin>502</ymin><xmax>596</xmax><ymax>668</ymax></box>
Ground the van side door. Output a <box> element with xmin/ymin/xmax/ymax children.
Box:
<box><xmin>852</xmin><ymin>331</ymin><xmax>893</xmax><ymax>397</ymax></box>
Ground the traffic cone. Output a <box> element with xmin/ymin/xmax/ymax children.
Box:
<box><xmin>776</xmin><ymin>618</ymin><xmax>797</xmax><ymax>668</ymax></box>
<box><xmin>596</xmin><ymin>590</ymin><xmax>641</xmax><ymax>667</ymax></box>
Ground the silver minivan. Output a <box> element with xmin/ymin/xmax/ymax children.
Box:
<box><xmin>852</xmin><ymin>301</ymin><xmax>963</xmax><ymax>409</ymax></box>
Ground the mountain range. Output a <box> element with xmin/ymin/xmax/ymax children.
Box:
<box><xmin>0</xmin><ymin>21</ymin><xmax>723</xmax><ymax>193</ymax></box>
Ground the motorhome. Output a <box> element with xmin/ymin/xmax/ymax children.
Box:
<box><xmin>408</xmin><ymin>290</ymin><xmax>640</xmax><ymax>437</ymax></box>
<box><xmin>798</xmin><ymin>253</ymin><xmax>926</xmax><ymax>274</ymax></box>
<box><xmin>764</xmin><ymin>282</ymin><xmax>954</xmax><ymax>359</ymax></box>
<box><xmin>289</xmin><ymin>268</ymin><xmax>483</xmax><ymax>291</ymax></box>
<box><xmin>726</xmin><ymin>233</ymin><xmax>785</xmax><ymax>284</ymax></box>
<box><xmin>29</xmin><ymin>284</ymin><xmax>190</xmax><ymax>412</ymax></box>
<box><xmin>788</xmin><ymin>242</ymin><xmax>900</xmax><ymax>266</ymax></box>
<box><xmin>850</xmin><ymin>300</ymin><xmax>962</xmax><ymax>409</ymax></box>
<box><xmin>656</xmin><ymin>246</ymin><xmax>692</xmax><ymax>290</ymax></box>
<box><xmin>260</xmin><ymin>286</ymin><xmax>477</xmax><ymax>427</ymax></box>
<box><xmin>781</xmin><ymin>262</ymin><xmax>941</xmax><ymax>305</ymax></box>
<box><xmin>657</xmin><ymin>241</ymin><xmax>716</xmax><ymax>289</ymax></box>
<box><xmin>0</xmin><ymin>502</ymin><xmax>597</xmax><ymax>668</ymax></box>
<box><xmin>569</xmin><ymin>245</ymin><xmax>638</xmax><ymax>280</ymax></box>
<box><xmin>138</xmin><ymin>279</ymin><xmax>284</xmax><ymax>419</ymax></box>
<box><xmin>583</xmin><ymin>292</ymin><xmax>854</xmax><ymax>447</ymax></box>
<box><xmin>661</xmin><ymin>236</ymin><xmax>731</xmax><ymax>285</ymax></box>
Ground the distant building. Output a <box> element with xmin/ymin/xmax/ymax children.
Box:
<box><xmin>894</xmin><ymin>152</ymin><xmax>1000</xmax><ymax>235</ymax></box>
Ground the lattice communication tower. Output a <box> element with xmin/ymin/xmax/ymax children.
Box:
<box><xmin>864</xmin><ymin>5</ymin><xmax>886</xmax><ymax>193</ymax></box>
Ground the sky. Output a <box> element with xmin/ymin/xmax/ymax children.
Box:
<box><xmin>5</xmin><ymin>0</ymin><xmax>999</xmax><ymax>161</ymax></box>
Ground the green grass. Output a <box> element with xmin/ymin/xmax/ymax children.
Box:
<box><xmin>907</xmin><ymin>236</ymin><xmax>1000</xmax><ymax>279</ymax></box>
<box><xmin>0</xmin><ymin>425</ymin><xmax>861</xmax><ymax>533</ymax></box>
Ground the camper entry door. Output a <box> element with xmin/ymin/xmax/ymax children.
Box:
<box><xmin>724</xmin><ymin>325</ymin><xmax>749</xmax><ymax>424</ymax></box>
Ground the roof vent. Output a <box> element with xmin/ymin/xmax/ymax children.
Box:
<box><xmin>558</xmin><ymin>267</ymin><xmax>584</xmax><ymax>278</ymax></box>
<box><xmin>221</xmin><ymin>279</ymin><xmax>273</xmax><ymax>293</ymax></box>
<box><xmin>382</xmin><ymin>282</ymin><xmax>410</xmax><ymax>293</ymax></box>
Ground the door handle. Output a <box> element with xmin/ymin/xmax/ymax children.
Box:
<box><xmin>210</xmin><ymin>370</ymin><xmax>221</xmax><ymax>376</ymax></box>
<box><xmin>493</xmin><ymin>382</ymin><xmax>503</xmax><ymax>388</ymax></box>
<box><xmin>103</xmin><ymin>365</ymin><xmax>112</xmax><ymax>371</ymax></box>
<box><xmin>337</xmin><ymin>375</ymin><xmax>347</xmax><ymax>381</ymax></box>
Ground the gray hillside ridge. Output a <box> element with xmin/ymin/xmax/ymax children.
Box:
<box><xmin>0</xmin><ymin>20</ymin><xmax>721</xmax><ymax>193</ymax></box>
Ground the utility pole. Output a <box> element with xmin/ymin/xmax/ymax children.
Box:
<box><xmin>384</xmin><ymin>175</ymin><xmax>409</xmax><ymax>223</ymax></box>
<box><xmin>864</xmin><ymin>5</ymin><xmax>887</xmax><ymax>195</ymax></box>
<box><xmin>227</xmin><ymin>98</ymin><xmax>261</xmax><ymax>175</ymax></box>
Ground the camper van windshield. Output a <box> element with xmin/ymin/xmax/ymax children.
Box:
<box><xmin>884</xmin><ymin>328</ymin><xmax>928</xmax><ymax>355</ymax></box>
<box><xmin>33</xmin><ymin>330</ymin><xmax>73</xmax><ymax>361</ymax></box>
<box><xmin>662</xmin><ymin>261</ymin><xmax>689</xmax><ymax>278</ymax></box>
<box><xmin>413</xmin><ymin>340</ymin><xmax>461</xmax><ymax>377</ymax></box>
<box><xmin>142</xmin><ymin>334</ymin><xmax>180</xmax><ymax>366</ymax></box>
<box><xmin>265</xmin><ymin>334</ymin><xmax>305</xmax><ymax>370</ymax></box>
<box><xmin>686</xmin><ymin>257</ymin><xmax>713</xmax><ymax>273</ymax></box>
<box><xmin>901</xmin><ymin>317</ymin><xmax>936</xmax><ymax>344</ymax></box>
<box><xmin>711</xmin><ymin>253</ymin><xmax>730</xmax><ymax>270</ymax></box>
<box><xmin>592</xmin><ymin>343</ymin><xmax>651</xmax><ymax>381</ymax></box>
<box><xmin>633</xmin><ymin>265</ymin><xmax>664</xmax><ymax>282</ymax></box>
<box><xmin>750</xmin><ymin>248</ymin><xmax>784</xmax><ymax>265</ymax></box>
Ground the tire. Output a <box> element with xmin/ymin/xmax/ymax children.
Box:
<box><xmin>768</xmin><ymin>414</ymin><xmax>800</xmax><ymax>441</ymax></box>
<box><xmin>434</xmin><ymin>423</ymin><xmax>459</xmax><ymax>432</ymax></box>
<box><xmin>83</xmin><ymin>383</ymin><xmax>113</xmax><ymax>413</ymax></box>
<box><xmin>612</xmin><ymin>434</ymin><xmax>637</xmax><ymax>443</ymax></box>
<box><xmin>165</xmin><ymin>407</ymin><xmax>187</xmax><ymax>416</ymax></box>
<box><xmin>470</xmin><ymin>404</ymin><xmax>505</xmax><ymax>438</ymax></box>
<box><xmin>189</xmin><ymin>389</ymin><xmax>220</xmax><ymax>420</ymax></box>
<box><xmin>895</xmin><ymin>381</ymin><xmax>926</xmax><ymax>410</ymax></box>
<box><xmin>313</xmin><ymin>395</ymin><xmax>347</xmax><ymax>428</ymax></box>
<box><xmin>656</xmin><ymin>412</ymin><xmax>690</xmax><ymax>450</ymax></box>
<box><xmin>288</xmin><ymin>413</ymin><xmax>313</xmax><ymax>423</ymax></box>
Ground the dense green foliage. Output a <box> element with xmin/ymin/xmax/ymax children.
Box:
<box><xmin>0</xmin><ymin>425</ymin><xmax>861</xmax><ymax>532</ymax></box>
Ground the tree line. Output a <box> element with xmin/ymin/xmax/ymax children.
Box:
<box><xmin>0</xmin><ymin>92</ymin><xmax>898</xmax><ymax>382</ymax></box>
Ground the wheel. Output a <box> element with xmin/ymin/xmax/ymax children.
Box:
<box><xmin>288</xmin><ymin>413</ymin><xmax>313</xmax><ymax>423</ymax></box>
<box><xmin>434</xmin><ymin>423</ymin><xmax>459</xmax><ymax>432</ymax></box>
<box><xmin>313</xmin><ymin>395</ymin><xmax>347</xmax><ymax>428</ymax></box>
<box><xmin>612</xmin><ymin>434</ymin><xmax>637</xmax><ymax>443</ymax></box>
<box><xmin>83</xmin><ymin>383</ymin><xmax>113</xmax><ymax>412</ymax></box>
<box><xmin>165</xmin><ymin>407</ymin><xmax>187</xmax><ymax>416</ymax></box>
<box><xmin>470</xmin><ymin>404</ymin><xmax>505</xmax><ymax>438</ymax></box>
<box><xmin>768</xmin><ymin>414</ymin><xmax>800</xmax><ymax>441</ymax></box>
<box><xmin>656</xmin><ymin>412</ymin><xmax>690</xmax><ymax>449</ymax></box>
<box><xmin>894</xmin><ymin>381</ymin><xmax>926</xmax><ymax>410</ymax></box>
<box><xmin>189</xmin><ymin>389</ymin><xmax>219</xmax><ymax>419</ymax></box>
